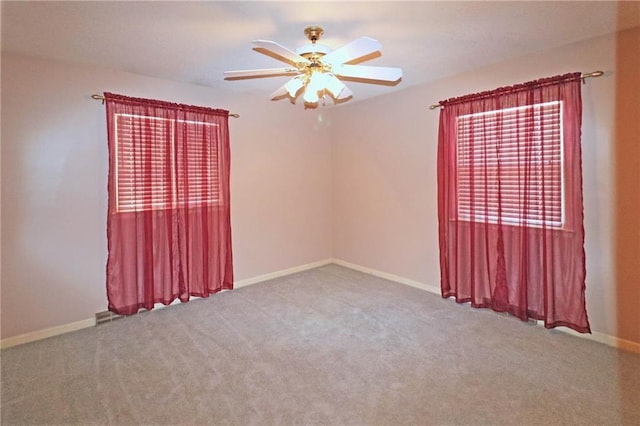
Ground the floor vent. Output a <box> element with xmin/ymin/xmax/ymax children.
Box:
<box><xmin>95</xmin><ymin>311</ymin><xmax>123</xmax><ymax>326</ymax></box>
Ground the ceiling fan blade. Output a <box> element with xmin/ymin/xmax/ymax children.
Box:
<box><xmin>333</xmin><ymin>64</ymin><xmax>402</xmax><ymax>82</ymax></box>
<box><xmin>322</xmin><ymin>36</ymin><xmax>381</xmax><ymax>66</ymax></box>
<box><xmin>335</xmin><ymin>85</ymin><xmax>353</xmax><ymax>100</ymax></box>
<box><xmin>252</xmin><ymin>40</ymin><xmax>311</xmax><ymax>66</ymax></box>
<box><xmin>224</xmin><ymin>68</ymin><xmax>300</xmax><ymax>80</ymax></box>
<box><xmin>270</xmin><ymin>82</ymin><xmax>290</xmax><ymax>100</ymax></box>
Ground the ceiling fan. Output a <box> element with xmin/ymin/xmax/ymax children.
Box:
<box><xmin>224</xmin><ymin>26</ymin><xmax>403</xmax><ymax>108</ymax></box>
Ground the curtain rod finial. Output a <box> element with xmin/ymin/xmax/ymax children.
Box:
<box><xmin>582</xmin><ymin>70</ymin><xmax>604</xmax><ymax>79</ymax></box>
<box><xmin>91</xmin><ymin>94</ymin><xmax>106</xmax><ymax>104</ymax></box>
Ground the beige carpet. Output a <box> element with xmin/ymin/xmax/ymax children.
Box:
<box><xmin>2</xmin><ymin>264</ymin><xmax>639</xmax><ymax>425</ymax></box>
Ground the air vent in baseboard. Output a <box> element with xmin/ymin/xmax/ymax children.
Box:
<box><xmin>95</xmin><ymin>310</ymin><xmax>123</xmax><ymax>325</ymax></box>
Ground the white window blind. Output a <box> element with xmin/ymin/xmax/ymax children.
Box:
<box><xmin>456</xmin><ymin>101</ymin><xmax>564</xmax><ymax>228</ymax></box>
<box><xmin>175</xmin><ymin>120</ymin><xmax>221</xmax><ymax>207</ymax></box>
<box><xmin>115</xmin><ymin>113</ymin><xmax>221</xmax><ymax>213</ymax></box>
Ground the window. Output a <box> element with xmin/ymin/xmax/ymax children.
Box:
<box><xmin>105</xmin><ymin>92</ymin><xmax>233</xmax><ymax>315</ymax></box>
<box><xmin>437</xmin><ymin>72</ymin><xmax>589</xmax><ymax>333</ymax></box>
<box><xmin>114</xmin><ymin>113</ymin><xmax>221</xmax><ymax>213</ymax></box>
<box><xmin>456</xmin><ymin>101</ymin><xmax>563</xmax><ymax>228</ymax></box>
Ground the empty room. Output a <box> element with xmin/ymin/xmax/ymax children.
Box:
<box><xmin>1</xmin><ymin>1</ymin><xmax>639</xmax><ymax>424</ymax></box>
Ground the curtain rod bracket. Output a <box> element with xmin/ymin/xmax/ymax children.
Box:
<box><xmin>91</xmin><ymin>94</ymin><xmax>106</xmax><ymax>104</ymax></box>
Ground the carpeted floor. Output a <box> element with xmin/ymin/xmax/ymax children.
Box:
<box><xmin>2</xmin><ymin>264</ymin><xmax>639</xmax><ymax>425</ymax></box>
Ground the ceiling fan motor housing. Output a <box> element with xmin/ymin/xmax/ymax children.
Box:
<box><xmin>296</xmin><ymin>25</ymin><xmax>330</xmax><ymax>59</ymax></box>
<box><xmin>296</xmin><ymin>44</ymin><xmax>331</xmax><ymax>57</ymax></box>
<box><xmin>296</xmin><ymin>26</ymin><xmax>331</xmax><ymax>58</ymax></box>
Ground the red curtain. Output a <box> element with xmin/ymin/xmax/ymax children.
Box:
<box><xmin>105</xmin><ymin>93</ymin><xmax>233</xmax><ymax>315</ymax></box>
<box><xmin>437</xmin><ymin>73</ymin><xmax>590</xmax><ymax>333</ymax></box>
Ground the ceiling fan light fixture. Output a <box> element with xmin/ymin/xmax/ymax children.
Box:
<box><xmin>285</xmin><ymin>76</ymin><xmax>305</xmax><ymax>97</ymax></box>
<box><xmin>303</xmin><ymin>88</ymin><xmax>320</xmax><ymax>104</ymax></box>
<box><xmin>324</xmin><ymin>73</ymin><xmax>346</xmax><ymax>98</ymax></box>
<box><xmin>302</xmin><ymin>71</ymin><xmax>325</xmax><ymax>103</ymax></box>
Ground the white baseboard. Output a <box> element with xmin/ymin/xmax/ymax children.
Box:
<box><xmin>234</xmin><ymin>258</ymin><xmax>334</xmax><ymax>288</ymax></box>
<box><xmin>3</xmin><ymin>258</ymin><xmax>639</xmax><ymax>356</ymax></box>
<box><xmin>331</xmin><ymin>258</ymin><xmax>442</xmax><ymax>295</ymax></box>
<box><xmin>1</xmin><ymin>259</ymin><xmax>334</xmax><ymax>349</ymax></box>
<box><xmin>332</xmin><ymin>258</ymin><xmax>640</xmax><ymax>355</ymax></box>
<box><xmin>0</xmin><ymin>318</ymin><xmax>95</xmax><ymax>350</ymax></box>
<box><xmin>555</xmin><ymin>326</ymin><xmax>640</xmax><ymax>354</ymax></box>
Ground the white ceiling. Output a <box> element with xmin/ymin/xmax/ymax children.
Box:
<box><xmin>2</xmin><ymin>1</ymin><xmax>639</xmax><ymax>104</ymax></box>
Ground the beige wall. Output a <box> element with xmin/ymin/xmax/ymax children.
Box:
<box><xmin>2</xmin><ymin>27</ymin><xmax>638</xmax><ymax>348</ymax></box>
<box><xmin>330</xmin><ymin>28</ymin><xmax>639</xmax><ymax>347</ymax></box>
<box><xmin>0</xmin><ymin>53</ymin><xmax>333</xmax><ymax>339</ymax></box>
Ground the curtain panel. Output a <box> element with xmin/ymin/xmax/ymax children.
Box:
<box><xmin>105</xmin><ymin>93</ymin><xmax>233</xmax><ymax>315</ymax></box>
<box><xmin>437</xmin><ymin>73</ymin><xmax>590</xmax><ymax>333</ymax></box>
